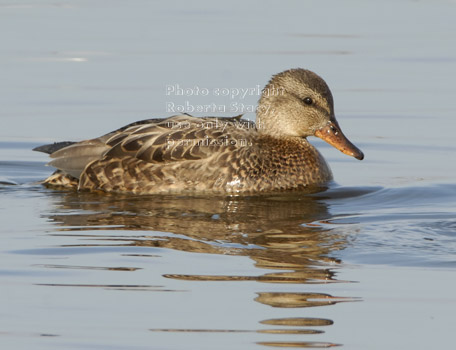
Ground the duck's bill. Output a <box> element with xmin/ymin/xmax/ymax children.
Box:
<box><xmin>314</xmin><ymin>122</ymin><xmax>364</xmax><ymax>160</ymax></box>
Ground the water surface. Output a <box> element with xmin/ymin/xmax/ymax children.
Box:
<box><xmin>1</xmin><ymin>1</ymin><xmax>456</xmax><ymax>349</ymax></box>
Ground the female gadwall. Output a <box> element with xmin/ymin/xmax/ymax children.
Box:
<box><xmin>34</xmin><ymin>68</ymin><xmax>363</xmax><ymax>194</ymax></box>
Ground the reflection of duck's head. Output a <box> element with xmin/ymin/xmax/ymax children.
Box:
<box><xmin>257</xmin><ymin>69</ymin><xmax>364</xmax><ymax>160</ymax></box>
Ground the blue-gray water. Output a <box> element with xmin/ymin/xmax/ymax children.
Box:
<box><xmin>1</xmin><ymin>1</ymin><xmax>456</xmax><ymax>349</ymax></box>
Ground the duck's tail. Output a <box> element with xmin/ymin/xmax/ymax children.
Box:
<box><xmin>33</xmin><ymin>141</ymin><xmax>77</xmax><ymax>155</ymax></box>
<box><xmin>34</xmin><ymin>138</ymin><xmax>111</xmax><ymax>180</ymax></box>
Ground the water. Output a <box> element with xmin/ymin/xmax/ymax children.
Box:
<box><xmin>1</xmin><ymin>1</ymin><xmax>456</xmax><ymax>349</ymax></box>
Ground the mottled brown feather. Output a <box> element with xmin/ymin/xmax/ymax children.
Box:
<box><xmin>40</xmin><ymin>114</ymin><xmax>332</xmax><ymax>194</ymax></box>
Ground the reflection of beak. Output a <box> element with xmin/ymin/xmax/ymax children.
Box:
<box><xmin>314</xmin><ymin>121</ymin><xmax>364</xmax><ymax>160</ymax></box>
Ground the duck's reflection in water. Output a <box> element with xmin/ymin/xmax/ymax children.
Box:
<box><xmin>44</xmin><ymin>190</ymin><xmax>360</xmax><ymax>348</ymax></box>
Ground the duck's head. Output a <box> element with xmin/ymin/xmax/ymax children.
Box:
<box><xmin>257</xmin><ymin>68</ymin><xmax>364</xmax><ymax>160</ymax></box>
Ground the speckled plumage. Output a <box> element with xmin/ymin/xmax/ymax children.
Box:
<box><xmin>35</xmin><ymin>69</ymin><xmax>363</xmax><ymax>194</ymax></box>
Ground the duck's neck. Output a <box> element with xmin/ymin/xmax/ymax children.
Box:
<box><xmin>255</xmin><ymin>107</ymin><xmax>299</xmax><ymax>139</ymax></box>
<box><xmin>256</xmin><ymin>90</ymin><xmax>274</xmax><ymax>135</ymax></box>
<box><xmin>256</xmin><ymin>89</ymin><xmax>306</xmax><ymax>138</ymax></box>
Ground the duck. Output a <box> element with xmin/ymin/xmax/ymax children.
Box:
<box><xmin>34</xmin><ymin>68</ymin><xmax>364</xmax><ymax>194</ymax></box>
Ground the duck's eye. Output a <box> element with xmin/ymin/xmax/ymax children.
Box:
<box><xmin>303</xmin><ymin>97</ymin><xmax>313</xmax><ymax>105</ymax></box>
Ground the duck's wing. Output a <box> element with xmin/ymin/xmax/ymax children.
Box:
<box><xmin>41</xmin><ymin>115</ymin><xmax>257</xmax><ymax>179</ymax></box>
<box><xmin>104</xmin><ymin>115</ymin><xmax>256</xmax><ymax>162</ymax></box>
